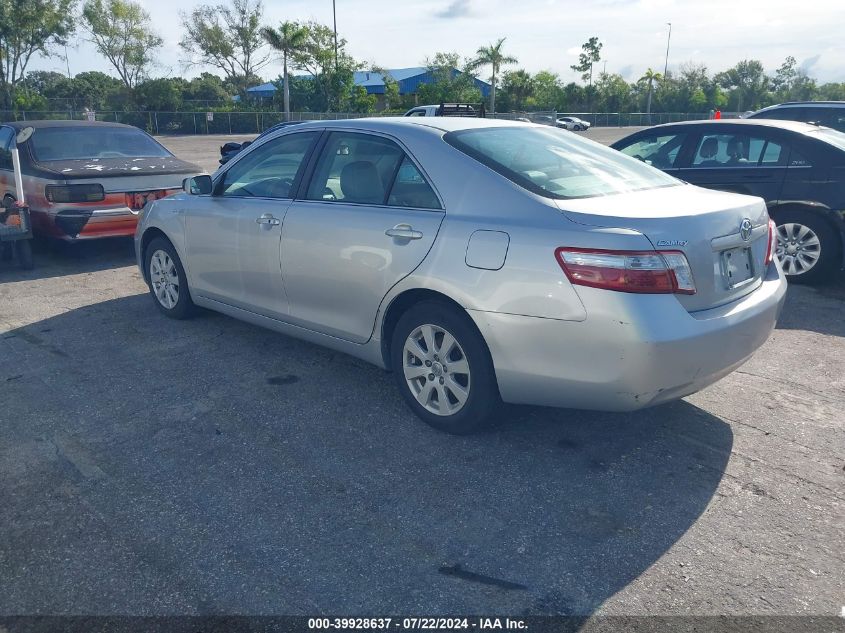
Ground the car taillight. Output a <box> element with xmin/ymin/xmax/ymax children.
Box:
<box><xmin>45</xmin><ymin>184</ymin><xmax>105</xmax><ymax>203</ymax></box>
<box><xmin>765</xmin><ymin>219</ymin><xmax>777</xmax><ymax>266</ymax></box>
<box><xmin>555</xmin><ymin>247</ymin><xmax>696</xmax><ymax>295</ymax></box>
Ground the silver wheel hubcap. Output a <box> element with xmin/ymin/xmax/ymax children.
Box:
<box><xmin>149</xmin><ymin>249</ymin><xmax>180</xmax><ymax>309</ymax></box>
<box><xmin>776</xmin><ymin>223</ymin><xmax>821</xmax><ymax>276</ymax></box>
<box><xmin>402</xmin><ymin>323</ymin><xmax>470</xmax><ymax>416</ymax></box>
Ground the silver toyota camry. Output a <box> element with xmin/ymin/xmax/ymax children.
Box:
<box><xmin>135</xmin><ymin>118</ymin><xmax>787</xmax><ymax>434</ymax></box>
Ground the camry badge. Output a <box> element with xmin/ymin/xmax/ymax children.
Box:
<box><xmin>740</xmin><ymin>218</ymin><xmax>753</xmax><ymax>242</ymax></box>
<box><xmin>656</xmin><ymin>239</ymin><xmax>688</xmax><ymax>247</ymax></box>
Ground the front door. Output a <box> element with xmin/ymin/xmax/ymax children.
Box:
<box><xmin>185</xmin><ymin>131</ymin><xmax>319</xmax><ymax>317</ymax></box>
<box><xmin>281</xmin><ymin>131</ymin><xmax>445</xmax><ymax>343</ymax></box>
<box><xmin>677</xmin><ymin>131</ymin><xmax>788</xmax><ymax>205</ymax></box>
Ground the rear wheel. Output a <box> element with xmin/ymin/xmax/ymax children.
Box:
<box><xmin>773</xmin><ymin>209</ymin><xmax>841</xmax><ymax>284</ymax></box>
<box><xmin>144</xmin><ymin>237</ymin><xmax>194</xmax><ymax>319</ymax></box>
<box><xmin>391</xmin><ymin>301</ymin><xmax>499</xmax><ymax>434</ymax></box>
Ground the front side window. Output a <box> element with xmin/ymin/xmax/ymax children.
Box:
<box><xmin>618</xmin><ymin>133</ymin><xmax>687</xmax><ymax>169</ymax></box>
<box><xmin>407</xmin><ymin>110</ymin><xmax>427</xmax><ymax>117</ymax></box>
<box><xmin>445</xmin><ymin>126</ymin><xmax>679</xmax><ymax>199</ymax></box>
<box><xmin>692</xmin><ymin>133</ymin><xmax>784</xmax><ymax>167</ymax></box>
<box><xmin>221</xmin><ymin>132</ymin><xmax>318</xmax><ymax>199</ymax></box>
<box><xmin>305</xmin><ymin>132</ymin><xmax>440</xmax><ymax>208</ymax></box>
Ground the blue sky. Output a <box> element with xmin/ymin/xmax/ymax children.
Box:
<box><xmin>31</xmin><ymin>0</ymin><xmax>845</xmax><ymax>84</ymax></box>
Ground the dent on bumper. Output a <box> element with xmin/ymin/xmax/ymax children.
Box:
<box><xmin>469</xmin><ymin>265</ymin><xmax>787</xmax><ymax>411</ymax></box>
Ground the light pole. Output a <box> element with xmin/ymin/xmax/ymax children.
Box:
<box><xmin>663</xmin><ymin>22</ymin><xmax>672</xmax><ymax>78</ymax></box>
<box><xmin>332</xmin><ymin>0</ymin><xmax>339</xmax><ymax>73</ymax></box>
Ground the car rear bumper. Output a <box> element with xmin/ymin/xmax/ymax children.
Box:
<box><xmin>469</xmin><ymin>262</ymin><xmax>787</xmax><ymax>411</ymax></box>
<box><xmin>31</xmin><ymin>206</ymin><xmax>140</xmax><ymax>240</ymax></box>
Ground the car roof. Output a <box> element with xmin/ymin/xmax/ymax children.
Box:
<box><xmin>291</xmin><ymin>116</ymin><xmax>531</xmax><ymax>134</ymax></box>
<box><xmin>643</xmin><ymin>118</ymin><xmax>825</xmax><ymax>134</ymax></box>
<box><xmin>758</xmin><ymin>101</ymin><xmax>845</xmax><ymax>109</ymax></box>
<box><xmin>2</xmin><ymin>119</ymin><xmax>141</xmax><ymax>131</ymax></box>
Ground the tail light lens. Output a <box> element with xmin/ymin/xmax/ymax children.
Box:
<box><xmin>765</xmin><ymin>219</ymin><xmax>777</xmax><ymax>266</ymax></box>
<box><xmin>555</xmin><ymin>247</ymin><xmax>696</xmax><ymax>295</ymax></box>
<box><xmin>45</xmin><ymin>184</ymin><xmax>105</xmax><ymax>203</ymax></box>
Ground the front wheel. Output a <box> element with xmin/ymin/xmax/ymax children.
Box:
<box><xmin>144</xmin><ymin>237</ymin><xmax>195</xmax><ymax>319</ymax></box>
<box><xmin>774</xmin><ymin>210</ymin><xmax>842</xmax><ymax>284</ymax></box>
<box><xmin>391</xmin><ymin>302</ymin><xmax>499</xmax><ymax>434</ymax></box>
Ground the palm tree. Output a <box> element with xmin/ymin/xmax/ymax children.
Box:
<box><xmin>261</xmin><ymin>21</ymin><xmax>309</xmax><ymax>121</ymax></box>
<box><xmin>640</xmin><ymin>68</ymin><xmax>663</xmax><ymax>118</ymax></box>
<box><xmin>470</xmin><ymin>37</ymin><xmax>518</xmax><ymax>115</ymax></box>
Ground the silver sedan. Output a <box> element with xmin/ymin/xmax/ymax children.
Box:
<box><xmin>135</xmin><ymin>118</ymin><xmax>787</xmax><ymax>434</ymax></box>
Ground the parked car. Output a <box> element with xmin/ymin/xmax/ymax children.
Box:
<box><xmin>136</xmin><ymin>118</ymin><xmax>785</xmax><ymax>434</ymax></box>
<box><xmin>219</xmin><ymin>120</ymin><xmax>309</xmax><ymax>165</ymax></box>
<box><xmin>403</xmin><ymin>103</ymin><xmax>484</xmax><ymax>117</ymax></box>
<box><xmin>0</xmin><ymin>120</ymin><xmax>201</xmax><ymax>241</ymax></box>
<box><xmin>557</xmin><ymin>116</ymin><xmax>591</xmax><ymax>131</ymax></box>
<box><xmin>747</xmin><ymin>101</ymin><xmax>845</xmax><ymax>133</ymax></box>
<box><xmin>612</xmin><ymin>119</ymin><xmax>845</xmax><ymax>283</ymax></box>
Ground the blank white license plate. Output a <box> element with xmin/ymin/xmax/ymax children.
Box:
<box><xmin>721</xmin><ymin>247</ymin><xmax>754</xmax><ymax>287</ymax></box>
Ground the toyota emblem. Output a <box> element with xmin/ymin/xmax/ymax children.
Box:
<box><xmin>740</xmin><ymin>218</ymin><xmax>753</xmax><ymax>242</ymax></box>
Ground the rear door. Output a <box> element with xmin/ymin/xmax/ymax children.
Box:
<box><xmin>676</xmin><ymin>128</ymin><xmax>789</xmax><ymax>205</ymax></box>
<box><xmin>280</xmin><ymin>130</ymin><xmax>444</xmax><ymax>343</ymax></box>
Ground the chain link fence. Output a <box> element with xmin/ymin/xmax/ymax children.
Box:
<box><xmin>1</xmin><ymin>110</ymin><xmax>742</xmax><ymax>134</ymax></box>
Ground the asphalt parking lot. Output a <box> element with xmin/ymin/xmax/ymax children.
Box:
<box><xmin>0</xmin><ymin>128</ymin><xmax>843</xmax><ymax>618</ymax></box>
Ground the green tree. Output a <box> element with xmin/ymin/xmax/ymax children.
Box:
<box><xmin>596</xmin><ymin>72</ymin><xmax>632</xmax><ymax>112</ymax></box>
<box><xmin>531</xmin><ymin>71</ymin><xmax>564</xmax><ymax>110</ymax></box>
<box><xmin>0</xmin><ymin>0</ymin><xmax>76</xmax><ymax>109</ymax></box>
<box><xmin>417</xmin><ymin>52</ymin><xmax>481</xmax><ymax>106</ymax></box>
<box><xmin>639</xmin><ymin>68</ymin><xmax>662</xmax><ymax>116</ymax></box>
<box><xmin>500</xmin><ymin>69</ymin><xmax>534</xmax><ymax>111</ymax></box>
<box><xmin>715</xmin><ymin>59</ymin><xmax>768</xmax><ymax>112</ymax></box>
<box><xmin>82</xmin><ymin>0</ymin><xmax>162</xmax><ymax>89</ymax></box>
<box><xmin>293</xmin><ymin>21</ymin><xmax>360</xmax><ymax>111</ymax></box>
<box><xmin>71</xmin><ymin>70</ymin><xmax>124</xmax><ymax>109</ymax></box>
<box><xmin>570</xmin><ymin>37</ymin><xmax>602</xmax><ymax>111</ymax></box>
<box><xmin>180</xmin><ymin>0</ymin><xmax>270</xmax><ymax>97</ymax></box>
<box><xmin>370</xmin><ymin>65</ymin><xmax>400</xmax><ymax>111</ymax></box>
<box><xmin>184</xmin><ymin>72</ymin><xmax>230</xmax><ymax>104</ymax></box>
<box><xmin>468</xmin><ymin>37</ymin><xmax>517</xmax><ymax>114</ymax></box>
<box><xmin>261</xmin><ymin>21</ymin><xmax>308</xmax><ymax>120</ymax></box>
<box><xmin>134</xmin><ymin>77</ymin><xmax>184</xmax><ymax>110</ymax></box>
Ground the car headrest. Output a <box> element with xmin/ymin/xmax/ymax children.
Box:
<box><xmin>340</xmin><ymin>161</ymin><xmax>384</xmax><ymax>204</ymax></box>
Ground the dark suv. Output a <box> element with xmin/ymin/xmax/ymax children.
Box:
<box><xmin>612</xmin><ymin>119</ymin><xmax>845</xmax><ymax>283</ymax></box>
<box><xmin>747</xmin><ymin>101</ymin><xmax>845</xmax><ymax>133</ymax></box>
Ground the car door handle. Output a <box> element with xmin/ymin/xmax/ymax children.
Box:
<box><xmin>385</xmin><ymin>224</ymin><xmax>423</xmax><ymax>240</ymax></box>
<box><xmin>256</xmin><ymin>213</ymin><xmax>281</xmax><ymax>226</ymax></box>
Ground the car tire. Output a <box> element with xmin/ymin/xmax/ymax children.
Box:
<box><xmin>15</xmin><ymin>240</ymin><xmax>34</xmax><ymax>270</ymax></box>
<box><xmin>773</xmin><ymin>209</ymin><xmax>842</xmax><ymax>284</ymax></box>
<box><xmin>144</xmin><ymin>237</ymin><xmax>195</xmax><ymax>319</ymax></box>
<box><xmin>391</xmin><ymin>301</ymin><xmax>499</xmax><ymax>434</ymax></box>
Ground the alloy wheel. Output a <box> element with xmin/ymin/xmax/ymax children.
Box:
<box><xmin>149</xmin><ymin>249</ymin><xmax>180</xmax><ymax>309</ymax></box>
<box><xmin>402</xmin><ymin>324</ymin><xmax>471</xmax><ymax>416</ymax></box>
<box><xmin>776</xmin><ymin>222</ymin><xmax>821</xmax><ymax>276</ymax></box>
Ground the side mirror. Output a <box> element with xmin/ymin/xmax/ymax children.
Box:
<box><xmin>183</xmin><ymin>175</ymin><xmax>212</xmax><ymax>195</ymax></box>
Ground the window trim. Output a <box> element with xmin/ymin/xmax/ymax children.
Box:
<box><xmin>296</xmin><ymin>128</ymin><xmax>444</xmax><ymax>211</ymax></box>
<box><xmin>212</xmin><ymin>130</ymin><xmax>321</xmax><ymax>200</ymax></box>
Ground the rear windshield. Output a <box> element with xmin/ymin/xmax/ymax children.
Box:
<box><xmin>808</xmin><ymin>128</ymin><xmax>845</xmax><ymax>153</ymax></box>
<box><xmin>29</xmin><ymin>127</ymin><xmax>172</xmax><ymax>162</ymax></box>
<box><xmin>444</xmin><ymin>126</ymin><xmax>680</xmax><ymax>199</ymax></box>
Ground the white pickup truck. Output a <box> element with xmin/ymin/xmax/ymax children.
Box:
<box><xmin>403</xmin><ymin>103</ymin><xmax>484</xmax><ymax>117</ymax></box>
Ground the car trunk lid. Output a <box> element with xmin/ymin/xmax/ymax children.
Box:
<box><xmin>555</xmin><ymin>184</ymin><xmax>771</xmax><ymax>312</ymax></box>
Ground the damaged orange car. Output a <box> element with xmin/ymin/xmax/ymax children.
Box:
<box><xmin>0</xmin><ymin>120</ymin><xmax>202</xmax><ymax>241</ymax></box>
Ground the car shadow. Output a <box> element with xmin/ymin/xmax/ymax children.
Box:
<box><xmin>775</xmin><ymin>278</ymin><xmax>845</xmax><ymax>338</ymax></box>
<box><xmin>0</xmin><ymin>295</ymin><xmax>733</xmax><ymax>616</ymax></box>
<box><xmin>0</xmin><ymin>236</ymin><xmax>136</xmax><ymax>282</ymax></box>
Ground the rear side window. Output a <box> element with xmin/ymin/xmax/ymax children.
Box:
<box><xmin>752</xmin><ymin>107</ymin><xmax>808</xmax><ymax>122</ymax></box>
<box><xmin>306</xmin><ymin>131</ymin><xmax>440</xmax><ymax>208</ymax></box>
<box><xmin>692</xmin><ymin>133</ymin><xmax>785</xmax><ymax>167</ymax></box>
<box><xmin>0</xmin><ymin>127</ymin><xmax>13</xmax><ymax>170</ymax></box>
<box><xmin>446</xmin><ymin>126</ymin><xmax>679</xmax><ymax>199</ymax></box>
<box><xmin>617</xmin><ymin>133</ymin><xmax>687</xmax><ymax>169</ymax></box>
